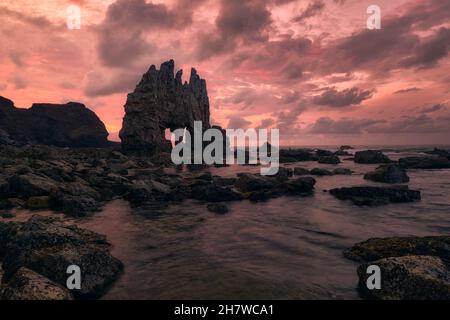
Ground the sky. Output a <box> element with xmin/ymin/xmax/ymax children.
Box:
<box><xmin>0</xmin><ymin>0</ymin><xmax>449</xmax><ymax>146</ymax></box>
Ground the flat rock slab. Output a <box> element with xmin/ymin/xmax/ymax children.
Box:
<box><xmin>357</xmin><ymin>256</ymin><xmax>450</xmax><ymax>300</ymax></box>
<box><xmin>1</xmin><ymin>267</ymin><xmax>73</xmax><ymax>300</ymax></box>
<box><xmin>330</xmin><ymin>186</ymin><xmax>421</xmax><ymax>206</ymax></box>
<box><xmin>344</xmin><ymin>236</ymin><xmax>450</xmax><ymax>262</ymax></box>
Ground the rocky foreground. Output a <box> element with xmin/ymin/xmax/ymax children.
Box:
<box><xmin>345</xmin><ymin>236</ymin><xmax>450</xmax><ymax>300</ymax></box>
<box><xmin>0</xmin><ymin>216</ymin><xmax>122</xmax><ymax>300</ymax></box>
<box><xmin>0</xmin><ymin>142</ymin><xmax>449</xmax><ymax>299</ymax></box>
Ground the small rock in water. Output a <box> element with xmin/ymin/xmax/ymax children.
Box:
<box><xmin>293</xmin><ymin>167</ymin><xmax>310</xmax><ymax>176</ymax></box>
<box><xmin>318</xmin><ymin>155</ymin><xmax>341</xmax><ymax>165</ymax></box>
<box><xmin>333</xmin><ymin>168</ymin><xmax>353</xmax><ymax>175</ymax></box>
<box><xmin>207</xmin><ymin>203</ymin><xmax>229</xmax><ymax>214</ymax></box>
<box><xmin>399</xmin><ymin>156</ymin><xmax>450</xmax><ymax>169</ymax></box>
<box><xmin>364</xmin><ymin>164</ymin><xmax>410</xmax><ymax>183</ymax></box>
<box><xmin>330</xmin><ymin>186</ymin><xmax>421</xmax><ymax>206</ymax></box>
<box><xmin>310</xmin><ymin>168</ymin><xmax>333</xmax><ymax>176</ymax></box>
<box><xmin>354</xmin><ymin>150</ymin><xmax>391</xmax><ymax>164</ymax></box>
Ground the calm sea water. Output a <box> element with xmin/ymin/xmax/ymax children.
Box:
<box><xmin>7</xmin><ymin>146</ymin><xmax>450</xmax><ymax>299</ymax></box>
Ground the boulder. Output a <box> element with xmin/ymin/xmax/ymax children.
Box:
<box><xmin>0</xmin><ymin>216</ymin><xmax>123</xmax><ymax>299</ymax></box>
<box><xmin>333</xmin><ymin>168</ymin><xmax>353</xmax><ymax>175</ymax></box>
<box><xmin>0</xmin><ymin>96</ymin><xmax>110</xmax><ymax>147</ymax></box>
<box><xmin>6</xmin><ymin>174</ymin><xmax>58</xmax><ymax>198</ymax></box>
<box><xmin>354</xmin><ymin>150</ymin><xmax>391</xmax><ymax>164</ymax></box>
<box><xmin>357</xmin><ymin>256</ymin><xmax>450</xmax><ymax>300</ymax></box>
<box><xmin>310</xmin><ymin>168</ymin><xmax>333</xmax><ymax>176</ymax></box>
<box><xmin>279</xmin><ymin>149</ymin><xmax>317</xmax><ymax>163</ymax></box>
<box><xmin>1</xmin><ymin>267</ymin><xmax>73</xmax><ymax>300</ymax></box>
<box><xmin>318</xmin><ymin>155</ymin><xmax>341</xmax><ymax>164</ymax></box>
<box><xmin>24</xmin><ymin>196</ymin><xmax>52</xmax><ymax>210</ymax></box>
<box><xmin>235</xmin><ymin>173</ymin><xmax>277</xmax><ymax>192</ymax></box>
<box><xmin>279</xmin><ymin>177</ymin><xmax>316</xmax><ymax>195</ymax></box>
<box><xmin>119</xmin><ymin>60</ymin><xmax>210</xmax><ymax>156</ymax></box>
<box><xmin>330</xmin><ymin>186</ymin><xmax>421</xmax><ymax>206</ymax></box>
<box><xmin>190</xmin><ymin>184</ymin><xmax>243</xmax><ymax>202</ymax></box>
<box><xmin>364</xmin><ymin>164</ymin><xmax>410</xmax><ymax>183</ymax></box>
<box><xmin>424</xmin><ymin>148</ymin><xmax>450</xmax><ymax>159</ymax></box>
<box><xmin>344</xmin><ymin>236</ymin><xmax>450</xmax><ymax>262</ymax></box>
<box><xmin>293</xmin><ymin>167</ymin><xmax>310</xmax><ymax>176</ymax></box>
<box><xmin>316</xmin><ymin>149</ymin><xmax>334</xmax><ymax>157</ymax></box>
<box><xmin>345</xmin><ymin>235</ymin><xmax>450</xmax><ymax>300</ymax></box>
<box><xmin>399</xmin><ymin>156</ymin><xmax>450</xmax><ymax>169</ymax></box>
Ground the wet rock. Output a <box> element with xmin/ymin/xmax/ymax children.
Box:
<box><xmin>275</xmin><ymin>167</ymin><xmax>294</xmax><ymax>179</ymax></box>
<box><xmin>310</xmin><ymin>168</ymin><xmax>333</xmax><ymax>176</ymax></box>
<box><xmin>235</xmin><ymin>173</ymin><xmax>277</xmax><ymax>192</ymax></box>
<box><xmin>248</xmin><ymin>191</ymin><xmax>272</xmax><ymax>202</ymax></box>
<box><xmin>207</xmin><ymin>203</ymin><xmax>229</xmax><ymax>214</ymax></box>
<box><xmin>279</xmin><ymin>149</ymin><xmax>317</xmax><ymax>163</ymax></box>
<box><xmin>424</xmin><ymin>148</ymin><xmax>450</xmax><ymax>159</ymax></box>
<box><xmin>190</xmin><ymin>184</ymin><xmax>243</xmax><ymax>202</ymax></box>
<box><xmin>333</xmin><ymin>168</ymin><xmax>353</xmax><ymax>175</ymax></box>
<box><xmin>330</xmin><ymin>186</ymin><xmax>421</xmax><ymax>206</ymax></box>
<box><xmin>24</xmin><ymin>196</ymin><xmax>52</xmax><ymax>210</ymax></box>
<box><xmin>124</xmin><ymin>180</ymin><xmax>155</xmax><ymax>207</ymax></box>
<box><xmin>364</xmin><ymin>164</ymin><xmax>410</xmax><ymax>183</ymax></box>
<box><xmin>120</xmin><ymin>60</ymin><xmax>210</xmax><ymax>156</ymax></box>
<box><xmin>344</xmin><ymin>236</ymin><xmax>450</xmax><ymax>262</ymax></box>
<box><xmin>280</xmin><ymin>177</ymin><xmax>316</xmax><ymax>195</ymax></box>
<box><xmin>335</xmin><ymin>150</ymin><xmax>352</xmax><ymax>156</ymax></box>
<box><xmin>213</xmin><ymin>176</ymin><xmax>237</xmax><ymax>187</ymax></box>
<box><xmin>346</xmin><ymin>236</ymin><xmax>450</xmax><ymax>300</ymax></box>
<box><xmin>318</xmin><ymin>155</ymin><xmax>341</xmax><ymax>164</ymax></box>
<box><xmin>316</xmin><ymin>149</ymin><xmax>334</xmax><ymax>157</ymax></box>
<box><xmin>354</xmin><ymin>150</ymin><xmax>391</xmax><ymax>164</ymax></box>
<box><xmin>1</xmin><ymin>267</ymin><xmax>73</xmax><ymax>300</ymax></box>
<box><xmin>357</xmin><ymin>256</ymin><xmax>450</xmax><ymax>300</ymax></box>
<box><xmin>339</xmin><ymin>145</ymin><xmax>354</xmax><ymax>150</ymax></box>
<box><xmin>399</xmin><ymin>156</ymin><xmax>450</xmax><ymax>169</ymax></box>
<box><xmin>293</xmin><ymin>167</ymin><xmax>310</xmax><ymax>176</ymax></box>
<box><xmin>0</xmin><ymin>216</ymin><xmax>123</xmax><ymax>299</ymax></box>
<box><xmin>7</xmin><ymin>174</ymin><xmax>58</xmax><ymax>198</ymax></box>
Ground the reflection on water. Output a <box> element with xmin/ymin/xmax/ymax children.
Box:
<box><xmin>6</xmin><ymin>148</ymin><xmax>450</xmax><ymax>299</ymax></box>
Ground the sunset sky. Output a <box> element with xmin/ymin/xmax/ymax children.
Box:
<box><xmin>0</xmin><ymin>0</ymin><xmax>449</xmax><ymax>145</ymax></box>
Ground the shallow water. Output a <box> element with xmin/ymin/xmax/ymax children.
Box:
<box><xmin>6</xmin><ymin>147</ymin><xmax>450</xmax><ymax>299</ymax></box>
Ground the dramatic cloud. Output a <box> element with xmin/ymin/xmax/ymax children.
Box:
<box><xmin>227</xmin><ymin>116</ymin><xmax>252</xmax><ymax>129</ymax></box>
<box><xmin>97</xmin><ymin>0</ymin><xmax>205</xmax><ymax>67</ymax></box>
<box><xmin>306</xmin><ymin>117</ymin><xmax>386</xmax><ymax>134</ymax></box>
<box><xmin>293</xmin><ymin>0</ymin><xmax>325</xmax><ymax>23</ymax></box>
<box><xmin>394</xmin><ymin>87</ymin><xmax>421</xmax><ymax>95</ymax></box>
<box><xmin>313</xmin><ymin>87</ymin><xmax>374</xmax><ymax>107</ymax></box>
<box><xmin>195</xmin><ymin>0</ymin><xmax>272</xmax><ymax>59</ymax></box>
<box><xmin>2</xmin><ymin>0</ymin><xmax>450</xmax><ymax>145</ymax></box>
<box><xmin>421</xmin><ymin>104</ymin><xmax>446</xmax><ymax>114</ymax></box>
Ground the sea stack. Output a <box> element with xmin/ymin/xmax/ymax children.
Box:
<box><xmin>119</xmin><ymin>60</ymin><xmax>211</xmax><ymax>156</ymax></box>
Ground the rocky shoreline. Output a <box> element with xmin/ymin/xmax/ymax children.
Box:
<box><xmin>0</xmin><ymin>143</ymin><xmax>449</xmax><ymax>299</ymax></box>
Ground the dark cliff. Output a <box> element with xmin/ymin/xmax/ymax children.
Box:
<box><xmin>0</xmin><ymin>96</ymin><xmax>110</xmax><ymax>147</ymax></box>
